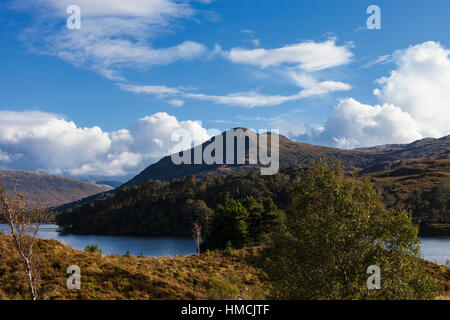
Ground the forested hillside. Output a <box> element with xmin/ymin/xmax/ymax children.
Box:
<box><xmin>56</xmin><ymin>171</ymin><xmax>290</xmax><ymax>237</ymax></box>
<box><xmin>56</xmin><ymin>161</ymin><xmax>450</xmax><ymax>237</ymax></box>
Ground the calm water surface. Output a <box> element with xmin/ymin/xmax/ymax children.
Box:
<box><xmin>0</xmin><ymin>224</ymin><xmax>448</xmax><ymax>264</ymax></box>
<box><xmin>1</xmin><ymin>224</ymin><xmax>196</xmax><ymax>257</ymax></box>
<box><xmin>418</xmin><ymin>237</ymin><xmax>450</xmax><ymax>265</ymax></box>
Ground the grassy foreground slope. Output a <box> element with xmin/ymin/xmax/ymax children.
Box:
<box><xmin>0</xmin><ymin>235</ymin><xmax>265</xmax><ymax>300</ymax></box>
<box><xmin>0</xmin><ymin>234</ymin><xmax>448</xmax><ymax>300</ymax></box>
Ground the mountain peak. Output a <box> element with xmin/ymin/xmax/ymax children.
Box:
<box><xmin>54</xmin><ymin>132</ymin><xmax>450</xmax><ymax>211</ymax></box>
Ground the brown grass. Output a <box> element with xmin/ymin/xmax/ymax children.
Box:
<box><xmin>0</xmin><ymin>235</ymin><xmax>265</xmax><ymax>300</ymax></box>
<box><xmin>0</xmin><ymin>234</ymin><xmax>448</xmax><ymax>300</ymax></box>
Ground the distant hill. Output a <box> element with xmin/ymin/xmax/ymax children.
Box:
<box><xmin>0</xmin><ymin>170</ymin><xmax>112</xmax><ymax>208</ymax></box>
<box><xmin>355</xmin><ymin>135</ymin><xmax>450</xmax><ymax>161</ymax></box>
<box><xmin>55</xmin><ymin>129</ymin><xmax>450</xmax><ymax>211</ymax></box>
<box><xmin>359</xmin><ymin>151</ymin><xmax>450</xmax><ymax>235</ymax></box>
<box><xmin>359</xmin><ymin>150</ymin><xmax>450</xmax><ymax>198</ymax></box>
<box><xmin>95</xmin><ymin>180</ymin><xmax>124</xmax><ymax>189</ymax></box>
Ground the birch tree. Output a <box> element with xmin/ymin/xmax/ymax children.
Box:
<box><xmin>192</xmin><ymin>222</ymin><xmax>202</xmax><ymax>254</ymax></box>
<box><xmin>0</xmin><ymin>182</ymin><xmax>46</xmax><ymax>300</ymax></box>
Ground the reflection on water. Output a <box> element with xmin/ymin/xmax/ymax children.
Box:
<box><xmin>0</xmin><ymin>224</ymin><xmax>448</xmax><ymax>263</ymax></box>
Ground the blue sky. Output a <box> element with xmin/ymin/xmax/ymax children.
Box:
<box><xmin>0</xmin><ymin>0</ymin><xmax>449</xmax><ymax>179</ymax></box>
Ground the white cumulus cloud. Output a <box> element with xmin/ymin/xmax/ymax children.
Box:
<box><xmin>374</xmin><ymin>41</ymin><xmax>450</xmax><ymax>138</ymax></box>
<box><xmin>0</xmin><ymin>110</ymin><xmax>210</xmax><ymax>178</ymax></box>
<box><xmin>279</xmin><ymin>41</ymin><xmax>450</xmax><ymax>148</ymax></box>
<box><xmin>320</xmin><ymin>98</ymin><xmax>422</xmax><ymax>148</ymax></box>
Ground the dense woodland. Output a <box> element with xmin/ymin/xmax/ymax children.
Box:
<box><xmin>406</xmin><ymin>187</ymin><xmax>449</xmax><ymax>224</ymax></box>
<box><xmin>56</xmin><ymin>167</ymin><xmax>296</xmax><ymax>246</ymax></box>
<box><xmin>56</xmin><ymin>163</ymin><xmax>450</xmax><ymax>247</ymax></box>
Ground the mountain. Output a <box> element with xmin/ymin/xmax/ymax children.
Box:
<box><xmin>123</xmin><ymin>129</ymin><xmax>374</xmax><ymax>187</ymax></box>
<box><xmin>54</xmin><ymin>129</ymin><xmax>372</xmax><ymax>211</ymax></box>
<box><xmin>124</xmin><ymin>130</ymin><xmax>450</xmax><ymax>188</ymax></box>
<box><xmin>55</xmin><ymin>129</ymin><xmax>450</xmax><ymax>211</ymax></box>
<box><xmin>54</xmin><ymin>130</ymin><xmax>449</xmax><ymax>236</ymax></box>
<box><xmin>0</xmin><ymin>170</ymin><xmax>113</xmax><ymax>208</ymax></box>
<box><xmin>355</xmin><ymin>135</ymin><xmax>450</xmax><ymax>161</ymax></box>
